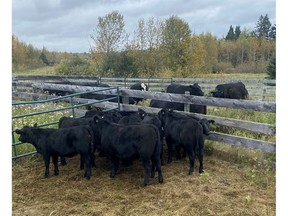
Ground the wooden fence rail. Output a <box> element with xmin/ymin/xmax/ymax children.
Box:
<box><xmin>29</xmin><ymin>83</ymin><xmax>276</xmax><ymax>113</ymax></box>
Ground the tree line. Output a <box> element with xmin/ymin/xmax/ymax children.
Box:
<box><xmin>12</xmin><ymin>12</ymin><xmax>275</xmax><ymax>78</ymax></box>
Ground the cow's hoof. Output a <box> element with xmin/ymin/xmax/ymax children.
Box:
<box><xmin>188</xmin><ymin>171</ymin><xmax>194</xmax><ymax>175</ymax></box>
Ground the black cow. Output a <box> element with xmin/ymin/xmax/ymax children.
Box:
<box><xmin>118</xmin><ymin>115</ymin><xmax>142</xmax><ymax>125</ymax></box>
<box><xmin>164</xmin><ymin>110</ymin><xmax>214</xmax><ymax>136</ymax></box>
<box><xmin>15</xmin><ymin>124</ymin><xmax>95</xmax><ymax>179</ymax></box>
<box><xmin>84</xmin><ymin>109</ymin><xmax>122</xmax><ymax>123</ymax></box>
<box><xmin>58</xmin><ymin>116</ymin><xmax>98</xmax><ymax>167</ymax></box>
<box><xmin>129</xmin><ymin>82</ymin><xmax>149</xmax><ymax>104</ymax></box>
<box><xmin>59</xmin><ymin>116</ymin><xmax>90</xmax><ymax>128</ymax></box>
<box><xmin>82</xmin><ymin>82</ymin><xmax>149</xmax><ymax>105</ymax></box>
<box><xmin>211</xmin><ymin>82</ymin><xmax>249</xmax><ymax>99</ymax></box>
<box><xmin>150</xmin><ymin>83</ymin><xmax>206</xmax><ymax>114</ymax></box>
<box><xmin>158</xmin><ymin>108</ymin><xmax>205</xmax><ymax>175</ymax></box>
<box><xmin>91</xmin><ymin>116</ymin><xmax>164</xmax><ymax>186</ymax></box>
<box><xmin>138</xmin><ymin>109</ymin><xmax>165</xmax><ymax>165</ymax></box>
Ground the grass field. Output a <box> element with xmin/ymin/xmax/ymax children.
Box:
<box><xmin>12</xmin><ymin>69</ymin><xmax>276</xmax><ymax>215</ymax></box>
<box><xmin>12</xmin><ymin>66</ymin><xmax>268</xmax><ymax>80</ymax></box>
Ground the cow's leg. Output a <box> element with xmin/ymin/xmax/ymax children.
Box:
<box><xmin>153</xmin><ymin>155</ymin><xmax>164</xmax><ymax>184</ymax></box>
<box><xmin>175</xmin><ymin>145</ymin><xmax>181</xmax><ymax>160</ymax></box>
<box><xmin>80</xmin><ymin>156</ymin><xmax>84</xmax><ymax>170</ymax></box>
<box><xmin>198</xmin><ymin>138</ymin><xmax>204</xmax><ymax>173</ymax></box>
<box><xmin>150</xmin><ymin>157</ymin><xmax>156</xmax><ymax>178</ymax></box>
<box><xmin>91</xmin><ymin>153</ymin><xmax>96</xmax><ymax>168</ymax></box>
<box><xmin>52</xmin><ymin>155</ymin><xmax>59</xmax><ymax>176</ymax></box>
<box><xmin>166</xmin><ymin>141</ymin><xmax>173</xmax><ymax>163</ymax></box>
<box><xmin>182</xmin><ymin>149</ymin><xmax>187</xmax><ymax>159</ymax></box>
<box><xmin>187</xmin><ymin>149</ymin><xmax>195</xmax><ymax>175</ymax></box>
<box><xmin>83</xmin><ymin>154</ymin><xmax>92</xmax><ymax>180</ymax></box>
<box><xmin>43</xmin><ymin>154</ymin><xmax>50</xmax><ymax>178</ymax></box>
<box><xmin>109</xmin><ymin>156</ymin><xmax>119</xmax><ymax>178</ymax></box>
<box><xmin>198</xmin><ymin>153</ymin><xmax>204</xmax><ymax>173</ymax></box>
<box><xmin>142</xmin><ymin>157</ymin><xmax>152</xmax><ymax>186</ymax></box>
<box><xmin>160</xmin><ymin>142</ymin><xmax>165</xmax><ymax>166</ymax></box>
<box><xmin>60</xmin><ymin>156</ymin><xmax>67</xmax><ymax>165</ymax></box>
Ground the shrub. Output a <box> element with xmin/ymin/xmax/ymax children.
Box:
<box><xmin>55</xmin><ymin>55</ymin><xmax>97</xmax><ymax>76</ymax></box>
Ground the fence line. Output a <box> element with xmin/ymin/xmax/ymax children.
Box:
<box><xmin>13</xmin><ymin>88</ymin><xmax>276</xmax><ymax>153</ymax></box>
<box><xmin>29</xmin><ymin>83</ymin><xmax>276</xmax><ymax>113</ymax></box>
<box><xmin>12</xmin><ymin>76</ymin><xmax>276</xmax><ymax>154</ymax></box>
<box><xmin>12</xmin><ymin>75</ymin><xmax>276</xmax><ymax>100</ymax></box>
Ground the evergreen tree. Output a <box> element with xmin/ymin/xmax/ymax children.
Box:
<box><xmin>234</xmin><ymin>26</ymin><xmax>241</xmax><ymax>40</ymax></box>
<box><xmin>269</xmin><ymin>24</ymin><xmax>276</xmax><ymax>40</ymax></box>
<box><xmin>255</xmin><ymin>14</ymin><xmax>272</xmax><ymax>38</ymax></box>
<box><xmin>266</xmin><ymin>56</ymin><xmax>276</xmax><ymax>79</ymax></box>
<box><xmin>225</xmin><ymin>25</ymin><xmax>235</xmax><ymax>40</ymax></box>
<box><xmin>39</xmin><ymin>52</ymin><xmax>49</xmax><ymax>65</ymax></box>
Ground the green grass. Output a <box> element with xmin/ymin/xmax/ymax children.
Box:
<box><xmin>12</xmin><ymin>66</ymin><xmax>57</xmax><ymax>75</ymax></box>
<box><xmin>13</xmin><ymin>65</ymin><xmax>268</xmax><ymax>80</ymax></box>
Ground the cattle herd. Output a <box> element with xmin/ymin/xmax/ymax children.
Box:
<box><xmin>15</xmin><ymin>81</ymin><xmax>248</xmax><ymax>186</ymax></box>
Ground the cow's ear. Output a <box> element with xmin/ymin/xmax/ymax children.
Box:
<box><xmin>93</xmin><ymin>115</ymin><xmax>99</xmax><ymax>123</ymax></box>
<box><xmin>93</xmin><ymin>115</ymin><xmax>102</xmax><ymax>123</ymax></box>
<box><xmin>15</xmin><ymin>129</ymin><xmax>22</xmax><ymax>134</ymax></box>
<box><xmin>33</xmin><ymin>123</ymin><xmax>38</xmax><ymax>128</ymax></box>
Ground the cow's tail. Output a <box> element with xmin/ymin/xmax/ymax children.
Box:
<box><xmin>195</xmin><ymin>125</ymin><xmax>204</xmax><ymax>159</ymax></box>
<box><xmin>151</xmin><ymin>125</ymin><xmax>162</xmax><ymax>159</ymax></box>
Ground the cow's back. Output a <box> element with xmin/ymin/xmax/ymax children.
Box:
<box><xmin>166</xmin><ymin>83</ymin><xmax>206</xmax><ymax>114</ymax></box>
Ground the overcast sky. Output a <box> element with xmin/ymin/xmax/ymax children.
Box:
<box><xmin>12</xmin><ymin>0</ymin><xmax>275</xmax><ymax>53</ymax></box>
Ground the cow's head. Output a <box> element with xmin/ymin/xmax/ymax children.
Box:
<box><xmin>158</xmin><ymin>108</ymin><xmax>173</xmax><ymax>126</ymax></box>
<box><xmin>138</xmin><ymin>108</ymin><xmax>147</xmax><ymax>119</ymax></box>
<box><xmin>198</xmin><ymin>119</ymin><xmax>215</xmax><ymax>135</ymax></box>
<box><xmin>140</xmin><ymin>83</ymin><xmax>148</xmax><ymax>91</ymax></box>
<box><xmin>189</xmin><ymin>83</ymin><xmax>204</xmax><ymax>96</ymax></box>
<box><xmin>211</xmin><ymin>90</ymin><xmax>224</xmax><ymax>98</ymax></box>
<box><xmin>15</xmin><ymin>125</ymin><xmax>37</xmax><ymax>143</ymax></box>
<box><xmin>211</xmin><ymin>85</ymin><xmax>225</xmax><ymax>98</ymax></box>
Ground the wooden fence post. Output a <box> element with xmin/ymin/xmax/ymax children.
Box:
<box><xmin>122</xmin><ymin>96</ymin><xmax>129</xmax><ymax>104</ymax></box>
<box><xmin>262</xmin><ymin>89</ymin><xmax>266</xmax><ymax>101</ymax></box>
<box><xmin>184</xmin><ymin>91</ymin><xmax>190</xmax><ymax>112</ymax></box>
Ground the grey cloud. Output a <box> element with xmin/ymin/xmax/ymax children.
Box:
<box><xmin>12</xmin><ymin>0</ymin><xmax>276</xmax><ymax>52</ymax></box>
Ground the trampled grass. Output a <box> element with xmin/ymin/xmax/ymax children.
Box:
<box><xmin>12</xmin><ymin>150</ymin><xmax>275</xmax><ymax>216</ymax></box>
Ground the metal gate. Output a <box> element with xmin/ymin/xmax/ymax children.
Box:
<box><xmin>12</xmin><ymin>87</ymin><xmax>120</xmax><ymax>159</ymax></box>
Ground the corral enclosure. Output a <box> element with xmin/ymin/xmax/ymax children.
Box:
<box><xmin>12</xmin><ymin>75</ymin><xmax>276</xmax><ymax>215</ymax></box>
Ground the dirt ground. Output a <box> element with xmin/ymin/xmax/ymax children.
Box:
<box><xmin>12</xmin><ymin>149</ymin><xmax>275</xmax><ymax>216</ymax></box>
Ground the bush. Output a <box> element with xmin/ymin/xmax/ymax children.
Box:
<box><xmin>55</xmin><ymin>55</ymin><xmax>97</xmax><ymax>76</ymax></box>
